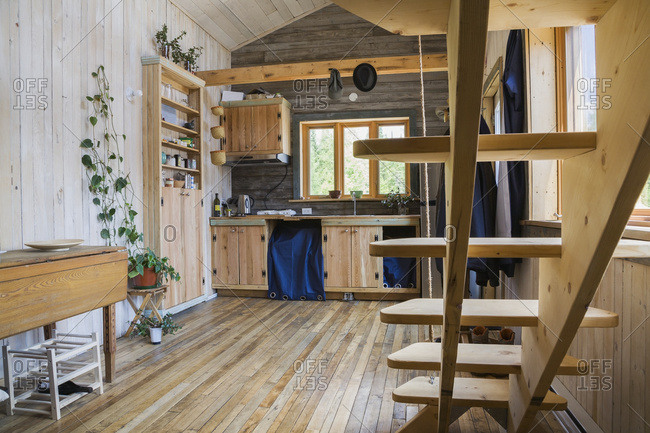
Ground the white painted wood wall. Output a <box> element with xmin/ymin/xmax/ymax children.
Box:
<box><xmin>0</xmin><ymin>0</ymin><xmax>232</xmax><ymax>368</ymax></box>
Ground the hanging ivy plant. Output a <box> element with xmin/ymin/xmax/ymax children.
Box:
<box><xmin>80</xmin><ymin>65</ymin><xmax>142</xmax><ymax>251</ymax></box>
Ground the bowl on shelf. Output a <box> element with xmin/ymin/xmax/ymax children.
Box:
<box><xmin>328</xmin><ymin>190</ymin><xmax>341</xmax><ymax>199</ymax></box>
<box><xmin>211</xmin><ymin>126</ymin><xmax>225</xmax><ymax>139</ymax></box>
<box><xmin>350</xmin><ymin>190</ymin><xmax>363</xmax><ymax>199</ymax></box>
<box><xmin>173</xmin><ymin>180</ymin><xmax>185</xmax><ymax>188</ymax></box>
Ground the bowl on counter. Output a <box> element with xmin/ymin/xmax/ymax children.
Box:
<box><xmin>350</xmin><ymin>190</ymin><xmax>363</xmax><ymax>199</ymax></box>
<box><xmin>328</xmin><ymin>190</ymin><xmax>341</xmax><ymax>199</ymax></box>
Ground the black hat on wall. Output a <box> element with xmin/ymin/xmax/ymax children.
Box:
<box><xmin>353</xmin><ymin>63</ymin><xmax>377</xmax><ymax>92</ymax></box>
<box><xmin>328</xmin><ymin>68</ymin><xmax>343</xmax><ymax>99</ymax></box>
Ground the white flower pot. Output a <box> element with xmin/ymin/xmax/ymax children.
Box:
<box><xmin>150</xmin><ymin>327</ymin><xmax>162</xmax><ymax>345</ymax></box>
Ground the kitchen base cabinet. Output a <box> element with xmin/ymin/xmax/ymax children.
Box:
<box><xmin>211</xmin><ymin>216</ymin><xmax>419</xmax><ymax>301</ymax></box>
<box><xmin>212</xmin><ymin>224</ymin><xmax>267</xmax><ymax>288</ymax></box>
<box><xmin>323</xmin><ymin>225</ymin><xmax>382</xmax><ymax>289</ymax></box>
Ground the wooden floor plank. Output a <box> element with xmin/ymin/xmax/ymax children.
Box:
<box><xmin>0</xmin><ymin>298</ymin><xmax>570</xmax><ymax>433</ymax></box>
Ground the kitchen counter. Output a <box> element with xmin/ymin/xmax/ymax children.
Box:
<box><xmin>210</xmin><ymin>214</ymin><xmax>420</xmax><ymax>226</ymax></box>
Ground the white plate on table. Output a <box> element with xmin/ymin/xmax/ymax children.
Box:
<box><xmin>24</xmin><ymin>239</ymin><xmax>84</xmax><ymax>252</ymax></box>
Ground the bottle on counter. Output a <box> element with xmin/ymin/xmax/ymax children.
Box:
<box><xmin>213</xmin><ymin>193</ymin><xmax>221</xmax><ymax>217</ymax></box>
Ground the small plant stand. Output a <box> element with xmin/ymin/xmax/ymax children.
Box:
<box><xmin>125</xmin><ymin>285</ymin><xmax>168</xmax><ymax>336</ymax></box>
<box><xmin>2</xmin><ymin>332</ymin><xmax>103</xmax><ymax>420</ymax></box>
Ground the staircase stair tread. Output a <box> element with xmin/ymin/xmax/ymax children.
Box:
<box><xmin>387</xmin><ymin>342</ymin><xmax>582</xmax><ymax>375</ymax></box>
<box><xmin>393</xmin><ymin>376</ymin><xmax>567</xmax><ymax>410</ymax></box>
<box><xmin>380</xmin><ymin>298</ymin><xmax>618</xmax><ymax>328</ymax></box>
<box><xmin>370</xmin><ymin>237</ymin><xmax>650</xmax><ymax>259</ymax></box>
<box><xmin>353</xmin><ymin>132</ymin><xmax>597</xmax><ymax>163</ymax></box>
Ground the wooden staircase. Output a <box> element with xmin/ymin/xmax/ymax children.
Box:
<box><xmin>333</xmin><ymin>0</ymin><xmax>650</xmax><ymax>431</ymax></box>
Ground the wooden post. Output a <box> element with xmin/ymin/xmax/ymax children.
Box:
<box><xmin>43</xmin><ymin>322</ymin><xmax>56</xmax><ymax>340</ymax></box>
<box><xmin>437</xmin><ymin>0</ymin><xmax>489</xmax><ymax>431</ymax></box>
<box><xmin>103</xmin><ymin>304</ymin><xmax>117</xmax><ymax>383</ymax></box>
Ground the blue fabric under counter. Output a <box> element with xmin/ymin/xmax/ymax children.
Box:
<box><xmin>267</xmin><ymin>222</ymin><xmax>325</xmax><ymax>301</ymax></box>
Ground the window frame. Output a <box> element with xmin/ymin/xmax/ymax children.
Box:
<box><xmin>300</xmin><ymin>118</ymin><xmax>411</xmax><ymax>200</ymax></box>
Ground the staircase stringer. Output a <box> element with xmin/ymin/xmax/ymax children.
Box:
<box><xmin>437</xmin><ymin>1</ymin><xmax>489</xmax><ymax>432</ymax></box>
<box><xmin>508</xmin><ymin>0</ymin><xmax>650</xmax><ymax>431</ymax></box>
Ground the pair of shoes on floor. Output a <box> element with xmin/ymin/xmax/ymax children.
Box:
<box><xmin>37</xmin><ymin>380</ymin><xmax>94</xmax><ymax>396</ymax></box>
<box><xmin>471</xmin><ymin>326</ymin><xmax>515</xmax><ymax>378</ymax></box>
<box><xmin>471</xmin><ymin>326</ymin><xmax>515</xmax><ymax>345</ymax></box>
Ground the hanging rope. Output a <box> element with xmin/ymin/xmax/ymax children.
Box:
<box><xmin>418</xmin><ymin>35</ymin><xmax>435</xmax><ymax>342</ymax></box>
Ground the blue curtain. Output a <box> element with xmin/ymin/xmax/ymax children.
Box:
<box><xmin>267</xmin><ymin>222</ymin><xmax>325</xmax><ymax>300</ymax></box>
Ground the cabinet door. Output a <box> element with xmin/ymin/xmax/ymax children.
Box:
<box><xmin>181</xmin><ymin>189</ymin><xmax>203</xmax><ymax>302</ymax></box>
<box><xmin>238</xmin><ymin>226</ymin><xmax>266</xmax><ymax>286</ymax></box>
<box><xmin>351</xmin><ymin>226</ymin><xmax>382</xmax><ymax>288</ymax></box>
<box><xmin>161</xmin><ymin>188</ymin><xmax>184</xmax><ymax>307</ymax></box>
<box><xmin>250</xmin><ymin>105</ymin><xmax>280</xmax><ymax>153</ymax></box>
<box><xmin>213</xmin><ymin>225</ymin><xmax>239</xmax><ymax>286</ymax></box>
<box><xmin>224</xmin><ymin>106</ymin><xmax>252</xmax><ymax>152</ymax></box>
<box><xmin>323</xmin><ymin>226</ymin><xmax>351</xmax><ymax>287</ymax></box>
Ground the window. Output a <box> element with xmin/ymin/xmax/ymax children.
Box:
<box><xmin>301</xmin><ymin>119</ymin><xmax>410</xmax><ymax>199</ymax></box>
<box><xmin>563</xmin><ymin>26</ymin><xmax>649</xmax><ymax>224</ymax></box>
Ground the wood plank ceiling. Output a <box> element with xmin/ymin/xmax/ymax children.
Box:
<box><xmin>171</xmin><ymin>0</ymin><xmax>332</xmax><ymax>50</ymax></box>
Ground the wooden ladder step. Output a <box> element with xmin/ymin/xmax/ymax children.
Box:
<box><xmin>380</xmin><ymin>298</ymin><xmax>618</xmax><ymax>328</ymax></box>
<box><xmin>387</xmin><ymin>342</ymin><xmax>582</xmax><ymax>375</ymax></box>
<box><xmin>353</xmin><ymin>132</ymin><xmax>596</xmax><ymax>163</ymax></box>
<box><xmin>369</xmin><ymin>237</ymin><xmax>650</xmax><ymax>258</ymax></box>
<box><xmin>393</xmin><ymin>376</ymin><xmax>567</xmax><ymax>410</ymax></box>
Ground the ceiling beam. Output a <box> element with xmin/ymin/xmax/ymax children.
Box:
<box><xmin>195</xmin><ymin>54</ymin><xmax>447</xmax><ymax>86</ymax></box>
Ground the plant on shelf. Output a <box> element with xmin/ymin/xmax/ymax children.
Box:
<box><xmin>381</xmin><ymin>191</ymin><xmax>417</xmax><ymax>215</ymax></box>
<box><xmin>130</xmin><ymin>314</ymin><xmax>182</xmax><ymax>344</ymax></box>
<box><xmin>181</xmin><ymin>46</ymin><xmax>203</xmax><ymax>72</ymax></box>
<box><xmin>170</xmin><ymin>31</ymin><xmax>188</xmax><ymax>64</ymax></box>
<box><xmin>154</xmin><ymin>24</ymin><xmax>172</xmax><ymax>58</ymax></box>
<box><xmin>128</xmin><ymin>248</ymin><xmax>181</xmax><ymax>288</ymax></box>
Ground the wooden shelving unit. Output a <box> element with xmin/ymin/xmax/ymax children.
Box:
<box><xmin>141</xmin><ymin>56</ymin><xmax>206</xmax><ymax>309</ymax></box>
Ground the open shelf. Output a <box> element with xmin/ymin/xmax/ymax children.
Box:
<box><xmin>161</xmin><ymin>164</ymin><xmax>200</xmax><ymax>174</ymax></box>
<box><xmin>392</xmin><ymin>376</ymin><xmax>567</xmax><ymax>410</ymax></box>
<box><xmin>161</xmin><ymin>96</ymin><xmax>200</xmax><ymax>117</ymax></box>
<box><xmin>387</xmin><ymin>342</ymin><xmax>582</xmax><ymax>375</ymax></box>
<box><xmin>161</xmin><ymin>140</ymin><xmax>200</xmax><ymax>154</ymax></box>
<box><xmin>161</xmin><ymin>120</ymin><xmax>199</xmax><ymax>136</ymax></box>
<box><xmin>369</xmin><ymin>237</ymin><xmax>650</xmax><ymax>259</ymax></box>
<box><xmin>353</xmin><ymin>132</ymin><xmax>597</xmax><ymax>163</ymax></box>
<box><xmin>380</xmin><ymin>298</ymin><xmax>619</xmax><ymax>328</ymax></box>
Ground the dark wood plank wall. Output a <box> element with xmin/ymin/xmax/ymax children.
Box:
<box><xmin>229</xmin><ymin>4</ymin><xmax>448</xmax><ymax>214</ymax></box>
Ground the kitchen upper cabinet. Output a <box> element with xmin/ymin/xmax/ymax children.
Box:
<box><xmin>160</xmin><ymin>187</ymin><xmax>205</xmax><ymax>308</ymax></box>
<box><xmin>212</xmin><ymin>224</ymin><xmax>267</xmax><ymax>287</ymax></box>
<box><xmin>222</xmin><ymin>98</ymin><xmax>291</xmax><ymax>156</ymax></box>
<box><xmin>323</xmin><ymin>225</ymin><xmax>382</xmax><ymax>288</ymax></box>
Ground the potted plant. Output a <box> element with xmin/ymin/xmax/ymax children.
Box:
<box><xmin>181</xmin><ymin>46</ymin><xmax>203</xmax><ymax>72</ymax></box>
<box><xmin>130</xmin><ymin>314</ymin><xmax>182</xmax><ymax>344</ymax></box>
<box><xmin>381</xmin><ymin>191</ymin><xmax>417</xmax><ymax>215</ymax></box>
<box><xmin>170</xmin><ymin>30</ymin><xmax>188</xmax><ymax>64</ymax></box>
<box><xmin>154</xmin><ymin>24</ymin><xmax>173</xmax><ymax>59</ymax></box>
<box><xmin>128</xmin><ymin>248</ymin><xmax>181</xmax><ymax>288</ymax></box>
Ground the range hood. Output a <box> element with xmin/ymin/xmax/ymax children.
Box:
<box><xmin>225</xmin><ymin>153</ymin><xmax>290</xmax><ymax>166</ymax></box>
